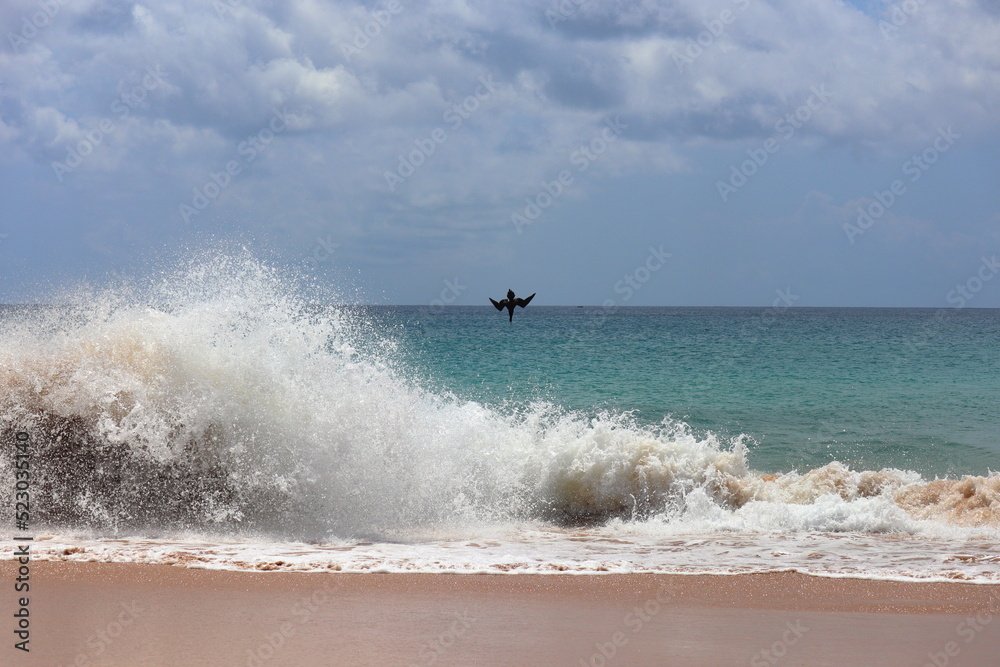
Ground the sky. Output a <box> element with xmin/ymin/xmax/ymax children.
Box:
<box><xmin>1</xmin><ymin>0</ymin><xmax>999</xmax><ymax>306</ymax></box>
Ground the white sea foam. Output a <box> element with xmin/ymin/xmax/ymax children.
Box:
<box><xmin>17</xmin><ymin>531</ymin><xmax>1000</xmax><ymax>583</ymax></box>
<box><xmin>1</xmin><ymin>253</ymin><xmax>998</xmax><ymax>580</ymax></box>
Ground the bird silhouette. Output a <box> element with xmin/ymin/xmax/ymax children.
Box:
<box><xmin>490</xmin><ymin>289</ymin><xmax>535</xmax><ymax>322</ymax></box>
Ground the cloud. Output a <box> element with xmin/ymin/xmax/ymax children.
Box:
<box><xmin>1</xmin><ymin>0</ymin><xmax>999</xmax><ymax>251</ymax></box>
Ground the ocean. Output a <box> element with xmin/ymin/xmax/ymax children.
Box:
<box><xmin>2</xmin><ymin>255</ymin><xmax>999</xmax><ymax>582</ymax></box>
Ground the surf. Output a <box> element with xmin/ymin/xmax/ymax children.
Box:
<box><xmin>1</xmin><ymin>252</ymin><xmax>997</xmax><ymax>542</ymax></box>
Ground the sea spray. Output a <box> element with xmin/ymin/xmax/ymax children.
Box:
<box><xmin>1</xmin><ymin>253</ymin><xmax>998</xmax><ymax>543</ymax></box>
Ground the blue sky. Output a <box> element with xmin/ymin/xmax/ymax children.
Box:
<box><xmin>1</xmin><ymin>0</ymin><xmax>998</xmax><ymax>306</ymax></box>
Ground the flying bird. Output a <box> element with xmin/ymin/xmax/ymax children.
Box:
<box><xmin>490</xmin><ymin>289</ymin><xmax>535</xmax><ymax>323</ymax></box>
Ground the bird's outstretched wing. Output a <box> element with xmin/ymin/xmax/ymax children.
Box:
<box><xmin>515</xmin><ymin>293</ymin><xmax>536</xmax><ymax>308</ymax></box>
<box><xmin>489</xmin><ymin>298</ymin><xmax>505</xmax><ymax>311</ymax></box>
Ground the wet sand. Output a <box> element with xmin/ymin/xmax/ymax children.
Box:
<box><xmin>3</xmin><ymin>561</ymin><xmax>998</xmax><ymax>666</ymax></box>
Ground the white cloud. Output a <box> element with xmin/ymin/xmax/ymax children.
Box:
<box><xmin>1</xmin><ymin>0</ymin><xmax>998</xmax><ymax>238</ymax></box>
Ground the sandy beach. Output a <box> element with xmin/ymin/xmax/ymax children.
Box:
<box><xmin>2</xmin><ymin>561</ymin><xmax>997</xmax><ymax>666</ymax></box>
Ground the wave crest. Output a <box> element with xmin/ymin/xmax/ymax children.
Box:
<box><xmin>2</xmin><ymin>255</ymin><xmax>997</xmax><ymax>540</ymax></box>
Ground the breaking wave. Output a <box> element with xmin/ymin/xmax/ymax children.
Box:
<box><xmin>1</xmin><ymin>253</ymin><xmax>997</xmax><ymax>541</ymax></box>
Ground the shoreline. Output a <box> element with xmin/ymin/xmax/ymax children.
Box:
<box><xmin>10</xmin><ymin>554</ymin><xmax>1000</xmax><ymax>586</ymax></box>
<box><xmin>9</xmin><ymin>529</ymin><xmax>1000</xmax><ymax>584</ymax></box>
<box><xmin>3</xmin><ymin>561</ymin><xmax>997</xmax><ymax>666</ymax></box>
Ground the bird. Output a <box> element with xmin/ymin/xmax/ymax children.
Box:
<box><xmin>490</xmin><ymin>289</ymin><xmax>535</xmax><ymax>323</ymax></box>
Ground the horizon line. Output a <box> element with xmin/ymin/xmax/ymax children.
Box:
<box><xmin>4</xmin><ymin>303</ymin><xmax>996</xmax><ymax>310</ymax></box>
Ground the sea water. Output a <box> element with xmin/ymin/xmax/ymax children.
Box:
<box><xmin>1</xmin><ymin>254</ymin><xmax>998</xmax><ymax>581</ymax></box>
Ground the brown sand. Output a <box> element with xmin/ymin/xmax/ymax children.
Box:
<box><xmin>2</xmin><ymin>561</ymin><xmax>998</xmax><ymax>666</ymax></box>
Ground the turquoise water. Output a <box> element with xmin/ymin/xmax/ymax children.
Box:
<box><xmin>4</xmin><ymin>259</ymin><xmax>1000</xmax><ymax>580</ymax></box>
<box><xmin>379</xmin><ymin>306</ymin><xmax>1000</xmax><ymax>478</ymax></box>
